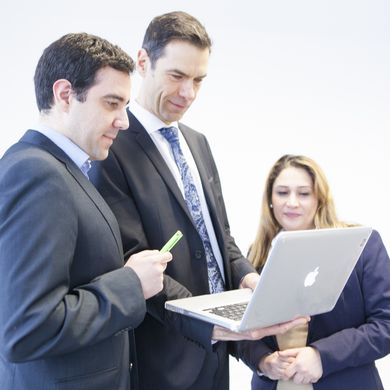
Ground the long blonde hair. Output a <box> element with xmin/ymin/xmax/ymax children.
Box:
<box><xmin>249</xmin><ymin>155</ymin><xmax>351</xmax><ymax>270</ymax></box>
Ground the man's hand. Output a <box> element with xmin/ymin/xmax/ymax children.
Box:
<box><xmin>212</xmin><ymin>317</ymin><xmax>309</xmax><ymax>341</ymax></box>
<box><xmin>125</xmin><ymin>250</ymin><xmax>172</xmax><ymax>299</ymax></box>
<box><xmin>239</xmin><ymin>272</ymin><xmax>260</xmax><ymax>290</ymax></box>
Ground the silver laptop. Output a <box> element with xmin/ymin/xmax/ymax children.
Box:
<box><xmin>165</xmin><ymin>226</ymin><xmax>372</xmax><ymax>332</ymax></box>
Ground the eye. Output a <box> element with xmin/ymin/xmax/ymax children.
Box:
<box><xmin>170</xmin><ymin>74</ymin><xmax>183</xmax><ymax>81</ymax></box>
<box><xmin>299</xmin><ymin>192</ymin><xmax>311</xmax><ymax>197</ymax></box>
<box><xmin>106</xmin><ymin>100</ymin><xmax>119</xmax><ymax>109</ymax></box>
<box><xmin>276</xmin><ymin>191</ymin><xmax>288</xmax><ymax>196</ymax></box>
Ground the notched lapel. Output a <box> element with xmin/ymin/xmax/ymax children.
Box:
<box><xmin>21</xmin><ymin>130</ymin><xmax>123</xmax><ymax>257</ymax></box>
<box><xmin>64</xmin><ymin>163</ymin><xmax>123</xmax><ymax>257</ymax></box>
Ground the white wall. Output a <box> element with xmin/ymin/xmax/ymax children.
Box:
<box><xmin>1</xmin><ymin>1</ymin><xmax>389</xmax><ymax>388</ymax></box>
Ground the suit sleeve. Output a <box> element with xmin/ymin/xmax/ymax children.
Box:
<box><xmin>311</xmin><ymin>230</ymin><xmax>390</xmax><ymax>376</ymax></box>
<box><xmin>0</xmin><ymin>156</ymin><xmax>146</xmax><ymax>362</ymax></box>
<box><xmin>237</xmin><ymin>339</ymin><xmax>274</xmax><ymax>372</ymax></box>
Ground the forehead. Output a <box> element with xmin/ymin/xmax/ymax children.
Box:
<box><xmin>88</xmin><ymin>66</ymin><xmax>131</xmax><ymax>100</ymax></box>
<box><xmin>274</xmin><ymin>166</ymin><xmax>313</xmax><ymax>187</ymax></box>
<box><xmin>155</xmin><ymin>40</ymin><xmax>209</xmax><ymax>74</ymax></box>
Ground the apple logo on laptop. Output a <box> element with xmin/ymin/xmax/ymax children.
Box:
<box><xmin>304</xmin><ymin>267</ymin><xmax>319</xmax><ymax>287</ymax></box>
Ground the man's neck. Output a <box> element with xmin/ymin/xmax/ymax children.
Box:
<box><xmin>38</xmin><ymin>112</ymin><xmax>66</xmax><ymax>136</ymax></box>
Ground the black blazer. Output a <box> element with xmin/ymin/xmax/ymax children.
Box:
<box><xmin>90</xmin><ymin>110</ymin><xmax>255</xmax><ymax>389</ymax></box>
<box><xmin>0</xmin><ymin>130</ymin><xmax>146</xmax><ymax>389</ymax></box>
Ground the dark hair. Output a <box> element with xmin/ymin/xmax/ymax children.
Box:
<box><xmin>34</xmin><ymin>32</ymin><xmax>134</xmax><ymax>112</ymax></box>
<box><xmin>142</xmin><ymin>11</ymin><xmax>212</xmax><ymax>67</ymax></box>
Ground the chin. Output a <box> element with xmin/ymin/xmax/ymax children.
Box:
<box><xmin>164</xmin><ymin>108</ymin><xmax>186</xmax><ymax>122</ymax></box>
<box><xmin>99</xmin><ymin>151</ymin><xmax>110</xmax><ymax>161</ymax></box>
<box><xmin>166</xmin><ymin>115</ymin><xmax>183</xmax><ymax>124</ymax></box>
<box><xmin>93</xmin><ymin>149</ymin><xmax>109</xmax><ymax>161</ymax></box>
<box><xmin>283</xmin><ymin>223</ymin><xmax>305</xmax><ymax>231</ymax></box>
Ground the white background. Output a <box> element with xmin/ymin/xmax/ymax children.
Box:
<box><xmin>1</xmin><ymin>0</ymin><xmax>389</xmax><ymax>388</ymax></box>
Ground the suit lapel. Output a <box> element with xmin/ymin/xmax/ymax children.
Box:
<box><xmin>21</xmin><ymin>130</ymin><xmax>123</xmax><ymax>256</ymax></box>
<box><xmin>127</xmin><ymin>112</ymin><xmax>195</xmax><ymax>224</ymax></box>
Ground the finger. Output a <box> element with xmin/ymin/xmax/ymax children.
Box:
<box><xmin>284</xmin><ymin>360</ymin><xmax>297</xmax><ymax>378</ymax></box>
<box><xmin>280</xmin><ymin>367</ymin><xmax>296</xmax><ymax>381</ymax></box>
<box><xmin>213</xmin><ymin>326</ymin><xmax>258</xmax><ymax>341</ymax></box>
<box><xmin>311</xmin><ymin>376</ymin><xmax>320</xmax><ymax>383</ymax></box>
<box><xmin>128</xmin><ymin>249</ymin><xmax>159</xmax><ymax>262</ymax></box>
<box><xmin>276</xmin><ymin>356</ymin><xmax>295</xmax><ymax>365</ymax></box>
<box><xmin>212</xmin><ymin>326</ymin><xmax>230</xmax><ymax>340</ymax></box>
<box><xmin>247</xmin><ymin>323</ymin><xmax>292</xmax><ymax>339</ymax></box>
<box><xmin>292</xmin><ymin>373</ymin><xmax>311</xmax><ymax>385</ymax></box>
<box><xmin>292</xmin><ymin>373</ymin><xmax>303</xmax><ymax>384</ymax></box>
<box><xmin>245</xmin><ymin>325</ymin><xmax>280</xmax><ymax>339</ymax></box>
<box><xmin>274</xmin><ymin>361</ymin><xmax>291</xmax><ymax>372</ymax></box>
<box><xmin>281</xmin><ymin>316</ymin><xmax>310</xmax><ymax>332</ymax></box>
<box><xmin>160</xmin><ymin>252</ymin><xmax>173</xmax><ymax>263</ymax></box>
<box><xmin>278</xmin><ymin>348</ymin><xmax>301</xmax><ymax>357</ymax></box>
<box><xmin>142</xmin><ymin>249</ymin><xmax>161</xmax><ymax>256</ymax></box>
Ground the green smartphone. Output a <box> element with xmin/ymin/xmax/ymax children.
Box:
<box><xmin>160</xmin><ymin>230</ymin><xmax>183</xmax><ymax>253</ymax></box>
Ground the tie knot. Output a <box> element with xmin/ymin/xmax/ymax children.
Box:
<box><xmin>159</xmin><ymin>126</ymin><xmax>179</xmax><ymax>145</ymax></box>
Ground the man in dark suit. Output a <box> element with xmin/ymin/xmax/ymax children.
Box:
<box><xmin>90</xmin><ymin>12</ymin><xmax>305</xmax><ymax>390</ymax></box>
<box><xmin>0</xmin><ymin>33</ymin><xmax>172</xmax><ymax>389</ymax></box>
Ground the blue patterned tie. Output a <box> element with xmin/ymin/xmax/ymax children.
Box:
<box><xmin>160</xmin><ymin>127</ymin><xmax>225</xmax><ymax>293</ymax></box>
<box><xmin>80</xmin><ymin>159</ymin><xmax>92</xmax><ymax>179</ymax></box>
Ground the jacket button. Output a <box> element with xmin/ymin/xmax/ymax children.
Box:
<box><xmin>195</xmin><ymin>250</ymin><xmax>202</xmax><ymax>259</ymax></box>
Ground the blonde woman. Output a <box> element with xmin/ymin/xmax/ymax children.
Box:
<box><xmin>239</xmin><ymin>154</ymin><xmax>390</xmax><ymax>390</ymax></box>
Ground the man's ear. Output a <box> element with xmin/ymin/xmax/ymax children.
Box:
<box><xmin>52</xmin><ymin>79</ymin><xmax>72</xmax><ymax>112</ymax></box>
<box><xmin>137</xmin><ymin>48</ymin><xmax>150</xmax><ymax>77</ymax></box>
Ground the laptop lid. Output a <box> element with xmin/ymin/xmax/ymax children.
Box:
<box><xmin>165</xmin><ymin>226</ymin><xmax>372</xmax><ymax>332</ymax></box>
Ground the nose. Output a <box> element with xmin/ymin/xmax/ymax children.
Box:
<box><xmin>287</xmin><ymin>193</ymin><xmax>299</xmax><ymax>207</ymax></box>
<box><xmin>179</xmin><ymin>80</ymin><xmax>196</xmax><ymax>101</ymax></box>
<box><xmin>114</xmin><ymin>109</ymin><xmax>129</xmax><ymax>131</ymax></box>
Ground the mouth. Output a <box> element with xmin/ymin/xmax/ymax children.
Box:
<box><xmin>103</xmin><ymin>133</ymin><xmax>117</xmax><ymax>141</ymax></box>
<box><xmin>168</xmin><ymin>100</ymin><xmax>188</xmax><ymax>111</ymax></box>
<box><xmin>284</xmin><ymin>212</ymin><xmax>302</xmax><ymax>218</ymax></box>
<box><xmin>102</xmin><ymin>134</ymin><xmax>116</xmax><ymax>147</ymax></box>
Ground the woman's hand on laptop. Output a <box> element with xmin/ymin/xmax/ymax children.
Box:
<box><xmin>212</xmin><ymin>317</ymin><xmax>310</xmax><ymax>341</ymax></box>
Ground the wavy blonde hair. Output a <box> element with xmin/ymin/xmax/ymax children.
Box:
<box><xmin>249</xmin><ymin>155</ymin><xmax>351</xmax><ymax>270</ymax></box>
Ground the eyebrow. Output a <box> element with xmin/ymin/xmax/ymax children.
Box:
<box><xmin>168</xmin><ymin>68</ymin><xmax>208</xmax><ymax>80</ymax></box>
<box><xmin>274</xmin><ymin>185</ymin><xmax>313</xmax><ymax>189</ymax></box>
<box><xmin>103</xmin><ymin>94</ymin><xmax>130</xmax><ymax>105</ymax></box>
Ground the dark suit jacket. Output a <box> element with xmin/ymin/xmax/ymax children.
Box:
<box><xmin>0</xmin><ymin>130</ymin><xmax>146</xmax><ymax>389</ymax></box>
<box><xmin>238</xmin><ymin>230</ymin><xmax>390</xmax><ymax>390</ymax></box>
<box><xmin>90</xmin><ymin>109</ymin><xmax>255</xmax><ymax>389</ymax></box>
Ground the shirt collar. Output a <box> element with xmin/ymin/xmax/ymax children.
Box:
<box><xmin>130</xmin><ymin>100</ymin><xmax>179</xmax><ymax>135</ymax></box>
<box><xmin>33</xmin><ymin>123</ymin><xmax>91</xmax><ymax>176</ymax></box>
